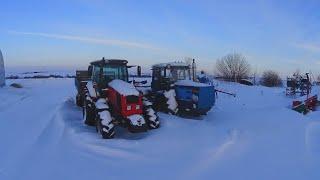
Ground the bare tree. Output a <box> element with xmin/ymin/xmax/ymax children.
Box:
<box><xmin>215</xmin><ymin>53</ymin><xmax>251</xmax><ymax>82</ymax></box>
<box><xmin>260</xmin><ymin>70</ymin><xmax>283</xmax><ymax>87</ymax></box>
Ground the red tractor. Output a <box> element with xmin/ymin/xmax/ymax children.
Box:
<box><xmin>75</xmin><ymin>58</ymin><xmax>159</xmax><ymax>139</ymax></box>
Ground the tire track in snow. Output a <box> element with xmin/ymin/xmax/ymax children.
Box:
<box><xmin>182</xmin><ymin>129</ymin><xmax>247</xmax><ymax>179</ymax></box>
<box><xmin>305</xmin><ymin>121</ymin><xmax>320</xmax><ymax>154</ymax></box>
<box><xmin>0</xmin><ymin>79</ymin><xmax>75</xmax><ymax>180</ymax></box>
<box><xmin>8</xmin><ymin>102</ymin><xmax>68</xmax><ymax>180</ymax></box>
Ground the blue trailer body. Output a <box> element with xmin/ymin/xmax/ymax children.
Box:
<box><xmin>175</xmin><ymin>84</ymin><xmax>215</xmax><ymax>115</ymax></box>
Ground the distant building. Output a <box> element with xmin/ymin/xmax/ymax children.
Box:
<box><xmin>0</xmin><ymin>49</ymin><xmax>5</xmax><ymax>87</ymax></box>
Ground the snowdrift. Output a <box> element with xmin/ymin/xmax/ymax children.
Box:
<box><xmin>0</xmin><ymin>78</ymin><xmax>320</xmax><ymax>180</ymax></box>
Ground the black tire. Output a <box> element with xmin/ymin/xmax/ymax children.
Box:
<box><xmin>163</xmin><ymin>89</ymin><xmax>178</xmax><ymax>115</ymax></box>
<box><xmin>96</xmin><ymin>110</ymin><xmax>115</xmax><ymax>139</ymax></box>
<box><xmin>154</xmin><ymin>93</ymin><xmax>168</xmax><ymax>112</ymax></box>
<box><xmin>83</xmin><ymin>95</ymin><xmax>96</xmax><ymax>126</ymax></box>
<box><xmin>147</xmin><ymin>92</ymin><xmax>177</xmax><ymax>115</ymax></box>
<box><xmin>128</xmin><ymin>123</ymin><xmax>148</xmax><ymax>133</ymax></box>
<box><xmin>144</xmin><ymin>107</ymin><xmax>160</xmax><ymax>129</ymax></box>
<box><xmin>142</xmin><ymin>96</ymin><xmax>160</xmax><ymax>129</ymax></box>
<box><xmin>76</xmin><ymin>93</ymin><xmax>83</xmax><ymax>107</ymax></box>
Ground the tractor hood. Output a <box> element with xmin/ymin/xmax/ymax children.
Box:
<box><xmin>108</xmin><ymin>79</ymin><xmax>140</xmax><ymax>96</ymax></box>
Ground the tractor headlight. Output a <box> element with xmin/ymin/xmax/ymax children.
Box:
<box><xmin>193</xmin><ymin>104</ymin><xmax>197</xmax><ymax>109</ymax></box>
<box><xmin>127</xmin><ymin>105</ymin><xmax>132</xmax><ymax>111</ymax></box>
<box><xmin>136</xmin><ymin>105</ymin><xmax>140</xmax><ymax>110</ymax></box>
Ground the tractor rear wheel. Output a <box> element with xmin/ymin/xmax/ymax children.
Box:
<box><xmin>96</xmin><ymin>110</ymin><xmax>115</xmax><ymax>139</ymax></box>
<box><xmin>83</xmin><ymin>94</ymin><xmax>96</xmax><ymax>126</ymax></box>
<box><xmin>163</xmin><ymin>89</ymin><xmax>178</xmax><ymax>115</ymax></box>
<box><xmin>145</xmin><ymin>107</ymin><xmax>160</xmax><ymax>129</ymax></box>
<box><xmin>76</xmin><ymin>93</ymin><xmax>83</xmax><ymax>107</ymax></box>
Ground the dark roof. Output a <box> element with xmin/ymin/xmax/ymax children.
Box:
<box><xmin>90</xmin><ymin>58</ymin><xmax>128</xmax><ymax>66</ymax></box>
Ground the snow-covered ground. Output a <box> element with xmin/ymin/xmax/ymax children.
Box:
<box><xmin>0</xmin><ymin>78</ymin><xmax>320</xmax><ymax>180</ymax></box>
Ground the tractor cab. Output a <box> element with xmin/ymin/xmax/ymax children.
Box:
<box><xmin>88</xmin><ymin>59</ymin><xmax>144</xmax><ymax>121</ymax></box>
<box><xmin>150</xmin><ymin>61</ymin><xmax>215</xmax><ymax>116</ymax></box>
<box><xmin>88</xmin><ymin>58</ymin><xmax>129</xmax><ymax>92</ymax></box>
<box><xmin>151</xmin><ymin>62</ymin><xmax>192</xmax><ymax>92</ymax></box>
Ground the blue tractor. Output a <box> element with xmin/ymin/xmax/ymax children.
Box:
<box><xmin>148</xmin><ymin>61</ymin><xmax>216</xmax><ymax>116</ymax></box>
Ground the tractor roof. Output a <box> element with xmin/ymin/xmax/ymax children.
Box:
<box><xmin>90</xmin><ymin>58</ymin><xmax>128</xmax><ymax>66</ymax></box>
<box><xmin>152</xmin><ymin>62</ymin><xmax>190</xmax><ymax>69</ymax></box>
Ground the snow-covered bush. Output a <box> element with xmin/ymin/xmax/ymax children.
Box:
<box><xmin>260</xmin><ymin>70</ymin><xmax>283</xmax><ymax>87</ymax></box>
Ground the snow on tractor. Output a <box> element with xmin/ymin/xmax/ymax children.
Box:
<box><xmin>75</xmin><ymin>58</ymin><xmax>159</xmax><ymax>139</ymax></box>
<box><xmin>144</xmin><ymin>60</ymin><xmax>216</xmax><ymax>116</ymax></box>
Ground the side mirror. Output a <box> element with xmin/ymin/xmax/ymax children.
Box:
<box><xmin>137</xmin><ymin>66</ymin><xmax>142</xmax><ymax>77</ymax></box>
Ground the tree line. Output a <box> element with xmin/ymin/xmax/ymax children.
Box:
<box><xmin>213</xmin><ymin>52</ymin><xmax>282</xmax><ymax>87</ymax></box>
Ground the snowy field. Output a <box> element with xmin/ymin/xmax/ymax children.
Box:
<box><xmin>1</xmin><ymin>78</ymin><xmax>320</xmax><ymax>180</ymax></box>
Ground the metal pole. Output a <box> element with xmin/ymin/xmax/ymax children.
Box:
<box><xmin>192</xmin><ymin>59</ymin><xmax>196</xmax><ymax>81</ymax></box>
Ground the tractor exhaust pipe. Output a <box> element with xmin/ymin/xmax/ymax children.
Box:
<box><xmin>192</xmin><ymin>59</ymin><xmax>196</xmax><ymax>81</ymax></box>
<box><xmin>137</xmin><ymin>66</ymin><xmax>142</xmax><ymax>77</ymax></box>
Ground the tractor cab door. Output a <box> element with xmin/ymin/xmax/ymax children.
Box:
<box><xmin>91</xmin><ymin>65</ymin><xmax>107</xmax><ymax>91</ymax></box>
<box><xmin>151</xmin><ymin>67</ymin><xmax>173</xmax><ymax>91</ymax></box>
<box><xmin>92</xmin><ymin>65</ymin><xmax>101</xmax><ymax>84</ymax></box>
<box><xmin>151</xmin><ymin>68</ymin><xmax>161</xmax><ymax>91</ymax></box>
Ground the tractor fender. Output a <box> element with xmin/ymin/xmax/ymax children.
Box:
<box><xmin>86</xmin><ymin>81</ymin><xmax>98</xmax><ymax>98</ymax></box>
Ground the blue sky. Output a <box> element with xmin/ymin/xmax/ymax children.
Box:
<box><xmin>1</xmin><ymin>0</ymin><xmax>320</xmax><ymax>75</ymax></box>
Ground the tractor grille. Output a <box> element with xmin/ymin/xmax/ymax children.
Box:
<box><xmin>126</xmin><ymin>95</ymin><xmax>139</xmax><ymax>103</ymax></box>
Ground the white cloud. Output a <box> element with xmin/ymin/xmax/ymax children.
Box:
<box><xmin>293</xmin><ymin>43</ymin><xmax>320</xmax><ymax>53</ymax></box>
<box><xmin>8</xmin><ymin>31</ymin><xmax>162</xmax><ymax>51</ymax></box>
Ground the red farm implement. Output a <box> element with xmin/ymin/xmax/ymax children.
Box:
<box><xmin>287</xmin><ymin>72</ymin><xmax>320</xmax><ymax>114</ymax></box>
<box><xmin>292</xmin><ymin>95</ymin><xmax>319</xmax><ymax>114</ymax></box>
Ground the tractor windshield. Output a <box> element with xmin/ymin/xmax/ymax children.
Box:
<box><xmin>168</xmin><ymin>67</ymin><xmax>191</xmax><ymax>81</ymax></box>
<box><xmin>103</xmin><ymin>65</ymin><xmax>128</xmax><ymax>82</ymax></box>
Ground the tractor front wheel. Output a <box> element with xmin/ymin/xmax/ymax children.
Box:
<box><xmin>96</xmin><ymin>110</ymin><xmax>115</xmax><ymax>139</ymax></box>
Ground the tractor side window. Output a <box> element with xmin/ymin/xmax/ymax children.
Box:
<box><xmin>93</xmin><ymin>66</ymin><xmax>100</xmax><ymax>82</ymax></box>
<box><xmin>161</xmin><ymin>69</ymin><xmax>166</xmax><ymax>77</ymax></box>
<box><xmin>152</xmin><ymin>69</ymin><xmax>161</xmax><ymax>80</ymax></box>
<box><xmin>187</xmin><ymin>69</ymin><xmax>192</xmax><ymax>80</ymax></box>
